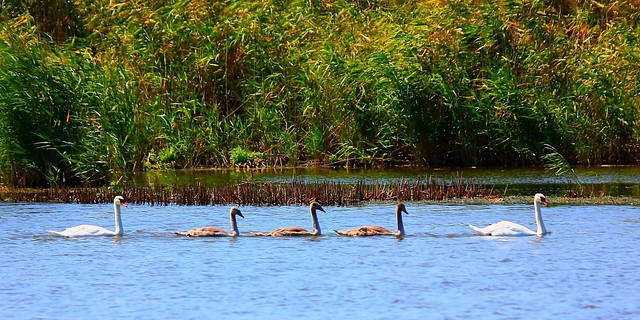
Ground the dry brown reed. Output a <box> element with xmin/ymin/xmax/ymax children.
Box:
<box><xmin>0</xmin><ymin>178</ymin><xmax>496</xmax><ymax>206</ymax></box>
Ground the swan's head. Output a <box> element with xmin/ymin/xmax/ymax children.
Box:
<box><xmin>534</xmin><ymin>193</ymin><xmax>548</xmax><ymax>206</ymax></box>
<box><xmin>230</xmin><ymin>206</ymin><xmax>244</xmax><ymax>218</ymax></box>
<box><xmin>397</xmin><ymin>203</ymin><xmax>409</xmax><ymax>214</ymax></box>
<box><xmin>310</xmin><ymin>201</ymin><xmax>325</xmax><ymax>213</ymax></box>
<box><xmin>114</xmin><ymin>196</ymin><xmax>128</xmax><ymax>207</ymax></box>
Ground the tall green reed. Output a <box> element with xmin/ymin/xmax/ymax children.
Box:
<box><xmin>1</xmin><ymin>0</ymin><xmax>639</xmax><ymax>186</ymax></box>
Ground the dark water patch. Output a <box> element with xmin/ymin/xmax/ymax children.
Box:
<box><xmin>130</xmin><ymin>166</ymin><xmax>640</xmax><ymax>198</ymax></box>
<box><xmin>131</xmin><ymin>166</ymin><xmax>640</xmax><ymax>186</ymax></box>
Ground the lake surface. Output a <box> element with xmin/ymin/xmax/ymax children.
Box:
<box><xmin>131</xmin><ymin>166</ymin><xmax>640</xmax><ymax>197</ymax></box>
<box><xmin>1</xmin><ymin>201</ymin><xmax>639</xmax><ymax>319</ymax></box>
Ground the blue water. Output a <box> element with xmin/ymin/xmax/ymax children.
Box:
<box><xmin>1</xmin><ymin>202</ymin><xmax>639</xmax><ymax>319</ymax></box>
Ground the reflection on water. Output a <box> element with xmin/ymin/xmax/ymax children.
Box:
<box><xmin>130</xmin><ymin>166</ymin><xmax>640</xmax><ymax>197</ymax></box>
<box><xmin>1</xmin><ymin>202</ymin><xmax>639</xmax><ymax>319</ymax></box>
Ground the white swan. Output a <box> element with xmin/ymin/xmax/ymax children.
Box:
<box><xmin>469</xmin><ymin>193</ymin><xmax>549</xmax><ymax>236</ymax></box>
<box><xmin>48</xmin><ymin>196</ymin><xmax>128</xmax><ymax>237</ymax></box>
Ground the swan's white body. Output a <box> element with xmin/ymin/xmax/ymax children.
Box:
<box><xmin>49</xmin><ymin>224</ymin><xmax>120</xmax><ymax>237</ymax></box>
<box><xmin>468</xmin><ymin>221</ymin><xmax>537</xmax><ymax>236</ymax></box>
<box><xmin>469</xmin><ymin>193</ymin><xmax>548</xmax><ymax>237</ymax></box>
<box><xmin>48</xmin><ymin>196</ymin><xmax>128</xmax><ymax>237</ymax></box>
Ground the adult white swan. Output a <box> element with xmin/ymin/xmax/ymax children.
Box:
<box><xmin>469</xmin><ymin>193</ymin><xmax>549</xmax><ymax>236</ymax></box>
<box><xmin>48</xmin><ymin>196</ymin><xmax>128</xmax><ymax>237</ymax></box>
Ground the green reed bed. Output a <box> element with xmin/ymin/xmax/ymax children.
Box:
<box><xmin>1</xmin><ymin>1</ymin><xmax>639</xmax><ymax>187</ymax></box>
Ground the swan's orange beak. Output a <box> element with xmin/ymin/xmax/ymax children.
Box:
<box><xmin>541</xmin><ymin>200</ymin><xmax>548</xmax><ymax>206</ymax></box>
<box><xmin>121</xmin><ymin>201</ymin><xmax>128</xmax><ymax>207</ymax></box>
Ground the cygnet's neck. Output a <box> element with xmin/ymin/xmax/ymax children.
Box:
<box><xmin>396</xmin><ymin>207</ymin><xmax>405</xmax><ymax>236</ymax></box>
<box><xmin>310</xmin><ymin>207</ymin><xmax>321</xmax><ymax>235</ymax></box>
<box><xmin>229</xmin><ymin>213</ymin><xmax>239</xmax><ymax>237</ymax></box>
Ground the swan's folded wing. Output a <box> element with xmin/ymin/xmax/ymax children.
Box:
<box><xmin>275</xmin><ymin>227</ymin><xmax>308</xmax><ymax>233</ymax></box>
<box><xmin>175</xmin><ymin>226</ymin><xmax>228</xmax><ymax>237</ymax></box>
<box><xmin>336</xmin><ymin>226</ymin><xmax>394</xmax><ymax>236</ymax></box>
<box><xmin>251</xmin><ymin>227</ymin><xmax>311</xmax><ymax>236</ymax></box>
<box><xmin>49</xmin><ymin>225</ymin><xmax>115</xmax><ymax>237</ymax></box>
<box><xmin>471</xmin><ymin>221</ymin><xmax>535</xmax><ymax>236</ymax></box>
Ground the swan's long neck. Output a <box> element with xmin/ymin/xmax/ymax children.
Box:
<box><xmin>534</xmin><ymin>201</ymin><xmax>546</xmax><ymax>235</ymax></box>
<box><xmin>396</xmin><ymin>208</ymin><xmax>405</xmax><ymax>236</ymax></box>
<box><xmin>310</xmin><ymin>208</ymin><xmax>321</xmax><ymax>235</ymax></box>
<box><xmin>113</xmin><ymin>203</ymin><xmax>123</xmax><ymax>236</ymax></box>
<box><xmin>229</xmin><ymin>213</ymin><xmax>239</xmax><ymax>237</ymax></box>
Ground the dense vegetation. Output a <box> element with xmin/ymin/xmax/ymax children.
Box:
<box><xmin>0</xmin><ymin>0</ymin><xmax>639</xmax><ymax>187</ymax></box>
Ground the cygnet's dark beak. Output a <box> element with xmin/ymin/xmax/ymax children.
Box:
<box><xmin>317</xmin><ymin>205</ymin><xmax>326</xmax><ymax>213</ymax></box>
<box><xmin>236</xmin><ymin>211</ymin><xmax>245</xmax><ymax>218</ymax></box>
<box><xmin>403</xmin><ymin>207</ymin><xmax>409</xmax><ymax>215</ymax></box>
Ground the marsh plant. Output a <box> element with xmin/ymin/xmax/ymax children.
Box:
<box><xmin>0</xmin><ymin>0</ymin><xmax>639</xmax><ymax>186</ymax></box>
<box><xmin>543</xmin><ymin>144</ymin><xmax>584</xmax><ymax>195</ymax></box>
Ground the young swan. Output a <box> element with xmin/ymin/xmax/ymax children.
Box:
<box><xmin>251</xmin><ymin>201</ymin><xmax>326</xmax><ymax>236</ymax></box>
<box><xmin>469</xmin><ymin>193</ymin><xmax>549</xmax><ymax>236</ymax></box>
<box><xmin>175</xmin><ymin>206</ymin><xmax>244</xmax><ymax>237</ymax></box>
<box><xmin>335</xmin><ymin>203</ymin><xmax>409</xmax><ymax>237</ymax></box>
<box><xmin>49</xmin><ymin>196</ymin><xmax>128</xmax><ymax>237</ymax></box>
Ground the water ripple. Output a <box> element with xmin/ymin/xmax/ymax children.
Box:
<box><xmin>0</xmin><ymin>203</ymin><xmax>639</xmax><ymax>319</ymax></box>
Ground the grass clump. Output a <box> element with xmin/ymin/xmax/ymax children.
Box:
<box><xmin>229</xmin><ymin>147</ymin><xmax>264</xmax><ymax>167</ymax></box>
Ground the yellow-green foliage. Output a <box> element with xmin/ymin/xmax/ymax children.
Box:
<box><xmin>0</xmin><ymin>0</ymin><xmax>639</xmax><ymax>186</ymax></box>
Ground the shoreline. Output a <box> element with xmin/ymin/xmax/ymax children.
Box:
<box><xmin>143</xmin><ymin>163</ymin><xmax>640</xmax><ymax>171</ymax></box>
<box><xmin>417</xmin><ymin>196</ymin><xmax>640</xmax><ymax>206</ymax></box>
<box><xmin>1</xmin><ymin>187</ymin><xmax>638</xmax><ymax>207</ymax></box>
